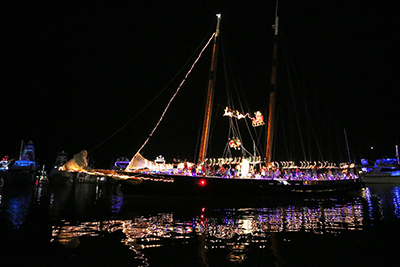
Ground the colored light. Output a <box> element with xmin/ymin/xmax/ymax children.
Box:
<box><xmin>223</xmin><ymin>107</ymin><xmax>264</xmax><ymax>127</ymax></box>
<box><xmin>199</xmin><ymin>179</ymin><xmax>206</xmax><ymax>186</ymax></box>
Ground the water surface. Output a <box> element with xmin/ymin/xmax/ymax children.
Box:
<box><xmin>1</xmin><ymin>182</ymin><xmax>399</xmax><ymax>266</ymax></box>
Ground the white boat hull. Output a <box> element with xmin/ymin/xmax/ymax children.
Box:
<box><xmin>361</xmin><ymin>175</ymin><xmax>400</xmax><ymax>184</ymax></box>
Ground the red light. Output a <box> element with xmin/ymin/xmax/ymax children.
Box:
<box><xmin>199</xmin><ymin>179</ymin><xmax>206</xmax><ymax>186</ymax></box>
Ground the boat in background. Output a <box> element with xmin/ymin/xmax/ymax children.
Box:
<box><xmin>360</xmin><ymin>145</ymin><xmax>400</xmax><ymax>183</ymax></box>
<box><xmin>10</xmin><ymin>140</ymin><xmax>38</xmax><ymax>171</ymax></box>
<box><xmin>48</xmin><ymin>151</ymin><xmax>74</xmax><ymax>185</ymax></box>
<box><xmin>1</xmin><ymin>140</ymin><xmax>38</xmax><ymax>186</ymax></box>
<box><xmin>111</xmin><ymin>157</ymin><xmax>130</xmax><ymax>170</ymax></box>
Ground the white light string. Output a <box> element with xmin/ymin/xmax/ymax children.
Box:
<box><xmin>135</xmin><ymin>33</ymin><xmax>216</xmax><ymax>156</ymax></box>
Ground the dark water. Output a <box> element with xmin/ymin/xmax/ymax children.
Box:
<box><xmin>1</xmin><ymin>182</ymin><xmax>399</xmax><ymax>267</ymax></box>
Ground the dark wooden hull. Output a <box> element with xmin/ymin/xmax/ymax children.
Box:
<box><xmin>117</xmin><ymin>173</ymin><xmax>364</xmax><ymax>197</ymax></box>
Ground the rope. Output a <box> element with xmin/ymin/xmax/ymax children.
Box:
<box><xmin>220</xmin><ymin>36</ymin><xmax>261</xmax><ymax>158</ymax></box>
<box><xmin>89</xmin><ymin>28</ymin><xmax>215</xmax><ymax>154</ymax></box>
<box><xmin>135</xmin><ymin>33</ymin><xmax>216</xmax><ymax>155</ymax></box>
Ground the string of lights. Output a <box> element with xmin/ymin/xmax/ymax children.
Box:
<box><xmin>223</xmin><ymin>107</ymin><xmax>265</xmax><ymax>127</ymax></box>
<box><xmin>136</xmin><ymin>32</ymin><xmax>216</xmax><ymax>156</ymax></box>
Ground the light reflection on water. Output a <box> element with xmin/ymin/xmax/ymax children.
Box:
<box><xmin>392</xmin><ymin>187</ymin><xmax>400</xmax><ymax>218</ymax></box>
<box><xmin>1</xmin><ymin>183</ymin><xmax>400</xmax><ymax>266</ymax></box>
<box><xmin>0</xmin><ymin>187</ymin><xmax>33</xmax><ymax>232</ymax></box>
<box><xmin>49</xmin><ymin>191</ymin><xmax>364</xmax><ymax>266</ymax></box>
<box><xmin>363</xmin><ymin>184</ymin><xmax>400</xmax><ymax>221</ymax></box>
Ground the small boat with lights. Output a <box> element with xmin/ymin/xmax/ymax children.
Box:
<box><xmin>112</xmin><ymin>10</ymin><xmax>363</xmax><ymax>196</ymax></box>
<box><xmin>1</xmin><ymin>140</ymin><xmax>38</xmax><ymax>186</ymax></box>
<box><xmin>360</xmin><ymin>146</ymin><xmax>400</xmax><ymax>183</ymax></box>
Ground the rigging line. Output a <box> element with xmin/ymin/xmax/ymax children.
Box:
<box><xmin>280</xmin><ymin>30</ymin><xmax>307</xmax><ymax>161</ymax></box>
<box><xmin>271</xmin><ymin>108</ymin><xmax>278</xmax><ymax>161</ymax></box>
<box><xmin>305</xmin><ymin>104</ymin><xmax>324</xmax><ymax>161</ymax></box>
<box><xmin>334</xmin><ymin>123</ymin><xmax>344</xmax><ymax>162</ymax></box>
<box><xmin>219</xmin><ymin>39</ymin><xmax>232</xmax><ymax>107</ymax></box>
<box><xmin>226</xmin><ymin>56</ymin><xmax>252</xmax><ymax>136</ymax></box>
<box><xmin>225</xmin><ymin>126</ymin><xmax>233</xmax><ymax>158</ymax></box>
<box><xmin>232</xmin><ymin>98</ymin><xmax>258</xmax><ymax>156</ymax></box>
<box><xmin>228</xmin><ymin>95</ymin><xmax>244</xmax><ymax>154</ymax></box>
<box><xmin>253</xmin><ymin>125</ymin><xmax>264</xmax><ymax>158</ymax></box>
<box><xmin>135</xmin><ymin>32</ymin><xmax>216</xmax><ymax>156</ymax></box>
<box><xmin>221</xmin><ymin>121</ymin><xmax>230</xmax><ymax>159</ymax></box>
<box><xmin>249</xmin><ymin>108</ymin><xmax>267</xmax><ymax>158</ymax></box>
<box><xmin>228</xmin><ymin>118</ymin><xmax>240</xmax><ymax>142</ymax></box>
<box><xmin>277</xmin><ymin>105</ymin><xmax>290</xmax><ymax>161</ymax></box>
<box><xmin>281</xmin><ymin>29</ymin><xmax>324</xmax><ymax>162</ymax></box>
<box><xmin>89</xmin><ymin>30</ymin><xmax>215</xmax><ymax>154</ymax></box>
<box><xmin>221</xmin><ymin>38</ymin><xmax>260</xmax><ymax>156</ymax></box>
<box><xmin>223</xmin><ymin>141</ymin><xmax>232</xmax><ymax>159</ymax></box>
<box><xmin>193</xmin><ymin>116</ymin><xmax>203</xmax><ymax>163</ymax></box>
<box><xmin>208</xmin><ymin>103</ymin><xmax>222</xmax><ymax>157</ymax></box>
<box><xmin>241</xmin><ymin>146</ymin><xmax>253</xmax><ymax>157</ymax></box>
<box><xmin>240</xmin><ymin>107</ymin><xmax>258</xmax><ymax>155</ymax></box>
<box><xmin>224</xmin><ymin>104</ymin><xmax>242</xmax><ymax>142</ymax></box>
<box><xmin>221</xmin><ymin>40</ymin><xmax>241</xmax><ymax>130</ymax></box>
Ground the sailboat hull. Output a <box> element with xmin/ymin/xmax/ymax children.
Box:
<box><xmin>117</xmin><ymin>174</ymin><xmax>364</xmax><ymax>197</ymax></box>
<box><xmin>47</xmin><ymin>169</ymin><xmax>75</xmax><ymax>185</ymax></box>
<box><xmin>1</xmin><ymin>170</ymin><xmax>36</xmax><ymax>186</ymax></box>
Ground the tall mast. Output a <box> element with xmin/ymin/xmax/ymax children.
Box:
<box><xmin>265</xmin><ymin>1</ymin><xmax>279</xmax><ymax>165</ymax></box>
<box><xmin>198</xmin><ymin>14</ymin><xmax>221</xmax><ymax>163</ymax></box>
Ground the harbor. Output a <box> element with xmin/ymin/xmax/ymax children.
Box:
<box><xmin>2</xmin><ymin>1</ymin><xmax>399</xmax><ymax>266</ymax></box>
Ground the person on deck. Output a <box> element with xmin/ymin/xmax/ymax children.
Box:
<box><xmin>226</xmin><ymin>166</ymin><xmax>231</xmax><ymax>178</ymax></box>
<box><xmin>220</xmin><ymin>165</ymin><xmax>226</xmax><ymax>177</ymax></box>
<box><xmin>191</xmin><ymin>164</ymin><xmax>197</xmax><ymax>176</ymax></box>
<box><xmin>205</xmin><ymin>164</ymin><xmax>211</xmax><ymax>176</ymax></box>
<box><xmin>235</xmin><ymin>164</ymin><xmax>241</xmax><ymax>178</ymax></box>
<box><xmin>210</xmin><ymin>164</ymin><xmax>215</xmax><ymax>176</ymax></box>
<box><xmin>201</xmin><ymin>164</ymin><xmax>206</xmax><ymax>176</ymax></box>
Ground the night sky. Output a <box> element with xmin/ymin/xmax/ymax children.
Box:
<box><xmin>2</xmin><ymin>1</ymin><xmax>399</xmax><ymax>169</ymax></box>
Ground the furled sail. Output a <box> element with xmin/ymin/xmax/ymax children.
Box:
<box><xmin>125</xmin><ymin>153</ymin><xmax>173</xmax><ymax>172</ymax></box>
